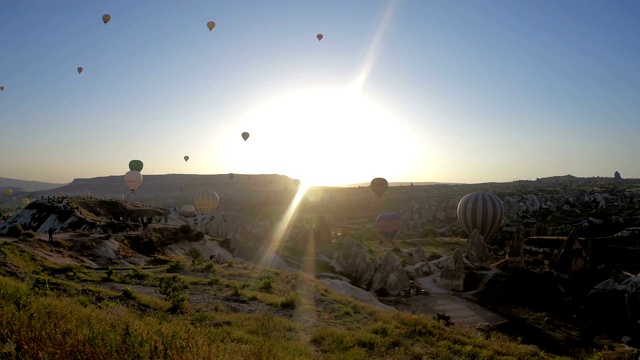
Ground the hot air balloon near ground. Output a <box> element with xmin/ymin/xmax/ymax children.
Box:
<box><xmin>21</xmin><ymin>198</ymin><xmax>30</xmax><ymax>206</ymax></box>
<box><xmin>102</xmin><ymin>14</ymin><xmax>111</xmax><ymax>24</ymax></box>
<box><xmin>207</xmin><ymin>21</ymin><xmax>216</xmax><ymax>31</ymax></box>
<box><xmin>376</xmin><ymin>213</ymin><xmax>401</xmax><ymax>241</ymax></box>
<box><xmin>228</xmin><ymin>173</ymin><xmax>235</xmax><ymax>180</ymax></box>
<box><xmin>129</xmin><ymin>160</ymin><xmax>143</xmax><ymax>172</ymax></box>
<box><xmin>456</xmin><ymin>192</ymin><xmax>504</xmax><ymax>242</ymax></box>
<box><xmin>4</xmin><ymin>189</ymin><xmax>12</xmax><ymax>196</ymax></box>
<box><xmin>184</xmin><ymin>156</ymin><xmax>189</xmax><ymax>162</ymax></box>
<box><xmin>194</xmin><ymin>190</ymin><xmax>219</xmax><ymax>213</ymax></box>
<box><xmin>124</xmin><ymin>171</ymin><xmax>143</xmax><ymax>193</ymax></box>
<box><xmin>77</xmin><ymin>67</ymin><xmax>83</xmax><ymax>74</ymax></box>
<box><xmin>116</xmin><ymin>194</ymin><xmax>125</xmax><ymax>201</ymax></box>
<box><xmin>317</xmin><ymin>34</ymin><xmax>323</xmax><ymax>41</ymax></box>
<box><xmin>181</xmin><ymin>205</ymin><xmax>195</xmax><ymax>213</ymax></box>
<box><xmin>241</xmin><ymin>132</ymin><xmax>250</xmax><ymax>141</ymax></box>
<box><xmin>370</xmin><ymin>178</ymin><xmax>388</xmax><ymax>198</ymax></box>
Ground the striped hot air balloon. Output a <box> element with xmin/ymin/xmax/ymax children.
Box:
<box><xmin>376</xmin><ymin>213</ymin><xmax>401</xmax><ymax>241</ymax></box>
<box><xmin>194</xmin><ymin>190</ymin><xmax>219</xmax><ymax>213</ymax></box>
<box><xmin>456</xmin><ymin>192</ymin><xmax>504</xmax><ymax>241</ymax></box>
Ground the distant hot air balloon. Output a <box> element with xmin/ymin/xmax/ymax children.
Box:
<box><xmin>77</xmin><ymin>67</ymin><xmax>83</xmax><ymax>74</ymax></box>
<box><xmin>21</xmin><ymin>198</ymin><xmax>30</xmax><ymax>206</ymax></box>
<box><xmin>184</xmin><ymin>156</ymin><xmax>189</xmax><ymax>162</ymax></box>
<box><xmin>207</xmin><ymin>21</ymin><xmax>216</xmax><ymax>31</ymax></box>
<box><xmin>194</xmin><ymin>190</ymin><xmax>219</xmax><ymax>213</ymax></box>
<box><xmin>102</xmin><ymin>14</ymin><xmax>111</xmax><ymax>24</ymax></box>
<box><xmin>124</xmin><ymin>170</ymin><xmax>143</xmax><ymax>193</ymax></box>
<box><xmin>4</xmin><ymin>189</ymin><xmax>12</xmax><ymax>196</ymax></box>
<box><xmin>241</xmin><ymin>132</ymin><xmax>250</xmax><ymax>141</ymax></box>
<box><xmin>456</xmin><ymin>192</ymin><xmax>504</xmax><ymax>242</ymax></box>
<box><xmin>228</xmin><ymin>173</ymin><xmax>235</xmax><ymax>181</ymax></box>
<box><xmin>0</xmin><ymin>86</ymin><xmax>4</xmax><ymax>91</ymax></box>
<box><xmin>181</xmin><ymin>204</ymin><xmax>195</xmax><ymax>213</ymax></box>
<box><xmin>370</xmin><ymin>178</ymin><xmax>388</xmax><ymax>198</ymax></box>
<box><xmin>316</xmin><ymin>34</ymin><xmax>323</xmax><ymax>41</ymax></box>
<box><xmin>376</xmin><ymin>213</ymin><xmax>401</xmax><ymax>241</ymax></box>
<box><xmin>116</xmin><ymin>194</ymin><xmax>125</xmax><ymax>201</ymax></box>
<box><xmin>128</xmin><ymin>160</ymin><xmax>143</xmax><ymax>172</ymax></box>
<box><xmin>293</xmin><ymin>179</ymin><xmax>301</xmax><ymax>187</ymax></box>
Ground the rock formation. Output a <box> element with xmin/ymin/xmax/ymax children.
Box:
<box><xmin>464</xmin><ymin>229</ymin><xmax>491</xmax><ymax>269</ymax></box>
<box><xmin>411</xmin><ymin>246</ymin><xmax>426</xmax><ymax>265</ymax></box>
<box><xmin>438</xmin><ymin>247</ymin><xmax>465</xmax><ymax>291</ymax></box>
<box><xmin>506</xmin><ymin>227</ymin><xmax>525</xmax><ymax>267</ymax></box>
<box><xmin>331</xmin><ymin>238</ymin><xmax>376</xmax><ymax>288</ymax></box>
<box><xmin>370</xmin><ymin>251</ymin><xmax>411</xmax><ymax>296</ymax></box>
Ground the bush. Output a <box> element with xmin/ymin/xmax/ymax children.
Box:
<box><xmin>21</xmin><ymin>230</ymin><xmax>37</xmax><ymax>239</ymax></box>
<box><xmin>157</xmin><ymin>275</ymin><xmax>189</xmax><ymax>312</ymax></box>
<box><xmin>167</xmin><ymin>261</ymin><xmax>185</xmax><ymax>273</ymax></box>
<box><xmin>185</xmin><ymin>248</ymin><xmax>203</xmax><ymax>264</ymax></box>
<box><xmin>122</xmin><ymin>286</ymin><xmax>135</xmax><ymax>299</ymax></box>
<box><xmin>258</xmin><ymin>276</ymin><xmax>274</xmax><ymax>292</ymax></box>
<box><xmin>7</xmin><ymin>224</ymin><xmax>23</xmax><ymax>238</ymax></box>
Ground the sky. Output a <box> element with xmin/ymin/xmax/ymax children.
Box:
<box><xmin>1</xmin><ymin>0</ymin><xmax>639</xmax><ymax>186</ymax></box>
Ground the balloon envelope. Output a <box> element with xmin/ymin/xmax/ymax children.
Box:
<box><xmin>376</xmin><ymin>213</ymin><xmax>401</xmax><ymax>241</ymax></box>
<box><xmin>456</xmin><ymin>192</ymin><xmax>504</xmax><ymax>241</ymax></box>
<box><xmin>77</xmin><ymin>67</ymin><xmax>83</xmax><ymax>74</ymax></box>
<box><xmin>21</xmin><ymin>198</ymin><xmax>30</xmax><ymax>206</ymax></box>
<box><xmin>207</xmin><ymin>21</ymin><xmax>216</xmax><ymax>31</ymax></box>
<box><xmin>116</xmin><ymin>194</ymin><xmax>125</xmax><ymax>201</ymax></box>
<box><xmin>4</xmin><ymin>189</ymin><xmax>12</xmax><ymax>196</ymax></box>
<box><xmin>370</xmin><ymin>178</ymin><xmax>388</xmax><ymax>198</ymax></box>
<box><xmin>102</xmin><ymin>14</ymin><xmax>111</xmax><ymax>24</ymax></box>
<box><xmin>124</xmin><ymin>170</ymin><xmax>143</xmax><ymax>193</ymax></box>
<box><xmin>0</xmin><ymin>86</ymin><xmax>4</xmax><ymax>91</ymax></box>
<box><xmin>181</xmin><ymin>205</ymin><xmax>195</xmax><ymax>213</ymax></box>
<box><xmin>194</xmin><ymin>190</ymin><xmax>219</xmax><ymax>213</ymax></box>
<box><xmin>184</xmin><ymin>156</ymin><xmax>189</xmax><ymax>162</ymax></box>
<box><xmin>317</xmin><ymin>34</ymin><xmax>323</xmax><ymax>41</ymax></box>
<box><xmin>228</xmin><ymin>173</ymin><xmax>235</xmax><ymax>180</ymax></box>
<box><xmin>241</xmin><ymin>132</ymin><xmax>250</xmax><ymax>141</ymax></box>
<box><xmin>128</xmin><ymin>160</ymin><xmax>143</xmax><ymax>172</ymax></box>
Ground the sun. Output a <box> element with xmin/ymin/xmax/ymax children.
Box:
<box><xmin>229</xmin><ymin>86</ymin><xmax>419</xmax><ymax>186</ymax></box>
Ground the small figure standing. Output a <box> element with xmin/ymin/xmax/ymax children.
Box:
<box><xmin>47</xmin><ymin>228</ymin><xmax>54</xmax><ymax>243</ymax></box>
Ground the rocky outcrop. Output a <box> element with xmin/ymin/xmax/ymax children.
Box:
<box><xmin>411</xmin><ymin>246</ymin><xmax>426</xmax><ymax>265</ymax></box>
<box><xmin>331</xmin><ymin>238</ymin><xmax>376</xmax><ymax>288</ymax></box>
<box><xmin>229</xmin><ymin>224</ymin><xmax>294</xmax><ymax>271</ymax></box>
<box><xmin>439</xmin><ymin>248</ymin><xmax>465</xmax><ymax>291</ymax></box>
<box><xmin>370</xmin><ymin>251</ymin><xmax>411</xmax><ymax>296</ymax></box>
<box><xmin>551</xmin><ymin>230</ymin><xmax>589</xmax><ymax>274</ymax></box>
<box><xmin>464</xmin><ymin>229</ymin><xmax>491</xmax><ymax>269</ymax></box>
<box><xmin>506</xmin><ymin>227</ymin><xmax>525</xmax><ymax>267</ymax></box>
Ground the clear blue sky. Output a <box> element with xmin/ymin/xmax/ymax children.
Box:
<box><xmin>1</xmin><ymin>0</ymin><xmax>639</xmax><ymax>185</ymax></box>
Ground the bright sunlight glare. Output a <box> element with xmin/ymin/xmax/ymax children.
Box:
<box><xmin>228</xmin><ymin>86</ymin><xmax>421</xmax><ymax>186</ymax></box>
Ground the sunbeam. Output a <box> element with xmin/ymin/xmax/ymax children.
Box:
<box><xmin>349</xmin><ymin>0</ymin><xmax>400</xmax><ymax>93</ymax></box>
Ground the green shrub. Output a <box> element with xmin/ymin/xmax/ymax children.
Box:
<box><xmin>167</xmin><ymin>261</ymin><xmax>185</xmax><ymax>273</ymax></box>
<box><xmin>185</xmin><ymin>248</ymin><xmax>203</xmax><ymax>264</ymax></box>
<box><xmin>258</xmin><ymin>276</ymin><xmax>274</xmax><ymax>292</ymax></box>
<box><xmin>7</xmin><ymin>224</ymin><xmax>23</xmax><ymax>238</ymax></box>
<box><xmin>157</xmin><ymin>275</ymin><xmax>189</xmax><ymax>312</ymax></box>
<box><xmin>122</xmin><ymin>286</ymin><xmax>135</xmax><ymax>299</ymax></box>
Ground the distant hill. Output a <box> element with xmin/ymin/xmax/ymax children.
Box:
<box><xmin>345</xmin><ymin>181</ymin><xmax>463</xmax><ymax>187</ymax></box>
<box><xmin>0</xmin><ymin>177</ymin><xmax>67</xmax><ymax>192</ymax></box>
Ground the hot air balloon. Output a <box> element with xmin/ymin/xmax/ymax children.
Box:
<box><xmin>456</xmin><ymin>192</ymin><xmax>504</xmax><ymax>242</ymax></box>
<box><xmin>370</xmin><ymin>178</ymin><xmax>388</xmax><ymax>198</ymax></box>
<box><xmin>4</xmin><ymin>189</ymin><xmax>12</xmax><ymax>196</ymax></box>
<box><xmin>181</xmin><ymin>204</ymin><xmax>195</xmax><ymax>213</ymax></box>
<box><xmin>241</xmin><ymin>132</ymin><xmax>250</xmax><ymax>141</ymax></box>
<box><xmin>293</xmin><ymin>179</ymin><xmax>301</xmax><ymax>187</ymax></box>
<box><xmin>77</xmin><ymin>67</ymin><xmax>83</xmax><ymax>74</ymax></box>
<box><xmin>0</xmin><ymin>86</ymin><xmax>4</xmax><ymax>91</ymax></box>
<box><xmin>124</xmin><ymin>170</ymin><xmax>143</xmax><ymax>193</ymax></box>
<box><xmin>102</xmin><ymin>14</ymin><xmax>111</xmax><ymax>24</ymax></box>
<box><xmin>194</xmin><ymin>190</ymin><xmax>219</xmax><ymax>213</ymax></box>
<box><xmin>316</xmin><ymin>34</ymin><xmax>323</xmax><ymax>41</ymax></box>
<box><xmin>376</xmin><ymin>213</ymin><xmax>401</xmax><ymax>241</ymax></box>
<box><xmin>21</xmin><ymin>198</ymin><xmax>30</xmax><ymax>206</ymax></box>
<box><xmin>207</xmin><ymin>21</ymin><xmax>216</xmax><ymax>31</ymax></box>
<box><xmin>228</xmin><ymin>173</ymin><xmax>235</xmax><ymax>180</ymax></box>
<box><xmin>116</xmin><ymin>194</ymin><xmax>125</xmax><ymax>201</ymax></box>
<box><xmin>128</xmin><ymin>160</ymin><xmax>143</xmax><ymax>172</ymax></box>
<box><xmin>184</xmin><ymin>156</ymin><xmax>189</xmax><ymax>162</ymax></box>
